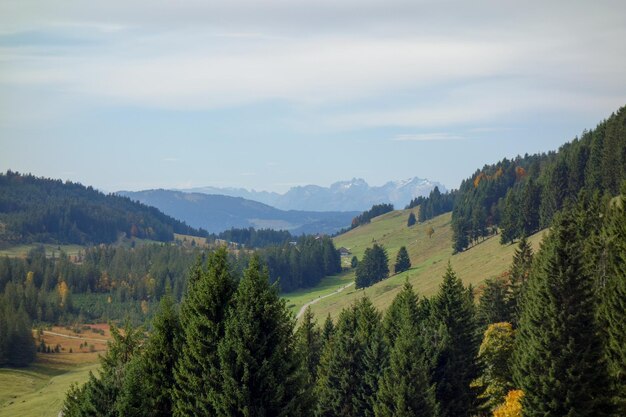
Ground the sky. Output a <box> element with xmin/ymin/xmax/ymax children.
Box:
<box><xmin>1</xmin><ymin>0</ymin><xmax>625</xmax><ymax>193</ymax></box>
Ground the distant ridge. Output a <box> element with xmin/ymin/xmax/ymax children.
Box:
<box><xmin>180</xmin><ymin>177</ymin><xmax>446</xmax><ymax>212</ymax></box>
<box><xmin>118</xmin><ymin>189</ymin><xmax>358</xmax><ymax>235</ymax></box>
<box><xmin>0</xmin><ymin>172</ymin><xmax>204</xmax><ymax>245</ymax></box>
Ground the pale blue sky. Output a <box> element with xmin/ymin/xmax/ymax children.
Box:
<box><xmin>1</xmin><ymin>0</ymin><xmax>625</xmax><ymax>193</ymax></box>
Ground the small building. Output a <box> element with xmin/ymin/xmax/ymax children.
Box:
<box><xmin>338</xmin><ymin>247</ymin><xmax>352</xmax><ymax>257</ymax></box>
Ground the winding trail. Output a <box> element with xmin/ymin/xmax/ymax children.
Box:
<box><xmin>42</xmin><ymin>330</ymin><xmax>108</xmax><ymax>343</ymax></box>
<box><xmin>296</xmin><ymin>281</ymin><xmax>355</xmax><ymax>319</ymax></box>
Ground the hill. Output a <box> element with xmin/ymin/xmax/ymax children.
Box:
<box><xmin>0</xmin><ymin>172</ymin><xmax>204</xmax><ymax>246</ymax></box>
<box><xmin>181</xmin><ymin>176</ymin><xmax>445</xmax><ymax>212</ymax></box>
<box><xmin>118</xmin><ymin>189</ymin><xmax>358</xmax><ymax>235</ymax></box>
<box><xmin>284</xmin><ymin>208</ymin><xmax>545</xmax><ymax>318</ymax></box>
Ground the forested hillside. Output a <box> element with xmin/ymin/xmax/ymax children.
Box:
<box><xmin>415</xmin><ymin>106</ymin><xmax>626</xmax><ymax>252</ymax></box>
<box><xmin>0</xmin><ymin>172</ymin><xmax>205</xmax><ymax>245</ymax></box>
<box><xmin>60</xmin><ymin>188</ymin><xmax>626</xmax><ymax>416</ymax></box>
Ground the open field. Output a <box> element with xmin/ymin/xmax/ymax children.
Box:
<box><xmin>0</xmin><ymin>244</ymin><xmax>85</xmax><ymax>259</ymax></box>
<box><xmin>295</xmin><ymin>209</ymin><xmax>545</xmax><ymax>319</ymax></box>
<box><xmin>0</xmin><ymin>324</ymin><xmax>110</xmax><ymax>417</ymax></box>
<box><xmin>282</xmin><ymin>271</ymin><xmax>355</xmax><ymax>317</ymax></box>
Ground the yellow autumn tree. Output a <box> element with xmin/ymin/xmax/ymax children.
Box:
<box><xmin>493</xmin><ymin>390</ymin><xmax>523</xmax><ymax>417</ymax></box>
<box><xmin>58</xmin><ymin>281</ymin><xmax>69</xmax><ymax>309</ymax></box>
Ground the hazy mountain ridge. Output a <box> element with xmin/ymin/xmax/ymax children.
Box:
<box><xmin>118</xmin><ymin>189</ymin><xmax>358</xmax><ymax>235</ymax></box>
<box><xmin>181</xmin><ymin>177</ymin><xmax>446</xmax><ymax>211</ymax></box>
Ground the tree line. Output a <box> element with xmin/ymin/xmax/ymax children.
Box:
<box><xmin>351</xmin><ymin>203</ymin><xmax>394</xmax><ymax>229</ymax></box>
<box><xmin>412</xmin><ymin>106</ymin><xmax>626</xmax><ymax>253</ymax></box>
<box><xmin>0</xmin><ymin>171</ymin><xmax>207</xmax><ymax>245</ymax></box>
<box><xmin>216</xmin><ymin>227</ymin><xmax>294</xmax><ymax>248</ymax></box>
<box><xmin>62</xmin><ymin>186</ymin><xmax>626</xmax><ymax>416</ymax></box>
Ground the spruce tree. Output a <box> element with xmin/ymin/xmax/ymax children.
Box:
<box><xmin>506</xmin><ymin>236</ymin><xmax>533</xmax><ymax>327</ymax></box>
<box><xmin>321</xmin><ymin>313</ymin><xmax>335</xmax><ymax>345</ymax></box>
<box><xmin>383</xmin><ymin>281</ymin><xmax>420</xmax><ymax>346</ymax></box>
<box><xmin>431</xmin><ymin>263</ymin><xmax>479</xmax><ymax>417</ymax></box>
<box><xmin>477</xmin><ymin>277</ymin><xmax>511</xmax><ymax>328</ymax></box>
<box><xmin>216</xmin><ymin>256</ymin><xmax>308</xmax><ymax>417</ymax></box>
<box><xmin>316</xmin><ymin>298</ymin><xmax>386</xmax><ymax>417</ymax></box>
<box><xmin>376</xmin><ymin>285</ymin><xmax>437</xmax><ymax>417</ymax></box>
<box><xmin>296</xmin><ymin>306</ymin><xmax>323</xmax><ymax>385</ymax></box>
<box><xmin>513</xmin><ymin>208</ymin><xmax>613</xmax><ymax>417</ymax></box>
<box><xmin>173</xmin><ymin>247</ymin><xmax>237</xmax><ymax>417</ymax></box>
<box><xmin>316</xmin><ymin>305</ymin><xmax>362</xmax><ymax>417</ymax></box>
<box><xmin>408</xmin><ymin>212</ymin><xmax>417</xmax><ymax>227</ymax></box>
<box><xmin>600</xmin><ymin>190</ymin><xmax>626</xmax><ymax>415</ymax></box>
<box><xmin>118</xmin><ymin>292</ymin><xmax>181</xmax><ymax>417</ymax></box>
<box><xmin>394</xmin><ymin>246</ymin><xmax>411</xmax><ymax>274</ymax></box>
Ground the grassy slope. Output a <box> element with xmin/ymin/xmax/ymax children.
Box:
<box><xmin>0</xmin><ymin>325</ymin><xmax>111</xmax><ymax>417</ymax></box>
<box><xmin>299</xmin><ymin>208</ymin><xmax>545</xmax><ymax>319</ymax></box>
<box><xmin>0</xmin><ymin>362</ymin><xmax>98</xmax><ymax>417</ymax></box>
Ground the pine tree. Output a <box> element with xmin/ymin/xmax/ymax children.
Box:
<box><xmin>513</xmin><ymin>208</ymin><xmax>613</xmax><ymax>417</ymax></box>
<box><xmin>477</xmin><ymin>276</ymin><xmax>511</xmax><ymax>328</ymax></box>
<box><xmin>117</xmin><ymin>292</ymin><xmax>182</xmax><ymax>417</ymax></box>
<box><xmin>173</xmin><ymin>247</ymin><xmax>237</xmax><ymax>417</ymax></box>
<box><xmin>506</xmin><ymin>236</ymin><xmax>533</xmax><ymax>327</ymax></box>
<box><xmin>355</xmin><ymin>298</ymin><xmax>387</xmax><ymax>417</ymax></box>
<box><xmin>316</xmin><ymin>305</ymin><xmax>361</xmax><ymax>417</ymax></box>
<box><xmin>383</xmin><ymin>281</ymin><xmax>420</xmax><ymax>346</ymax></box>
<box><xmin>376</xmin><ymin>285</ymin><xmax>437</xmax><ymax>417</ymax></box>
<box><xmin>321</xmin><ymin>314</ymin><xmax>335</xmax><ymax>345</ymax></box>
<box><xmin>316</xmin><ymin>298</ymin><xmax>386</xmax><ymax>417</ymax></box>
<box><xmin>431</xmin><ymin>263</ymin><xmax>479</xmax><ymax>417</ymax></box>
<box><xmin>296</xmin><ymin>306</ymin><xmax>322</xmax><ymax>385</ymax></box>
<box><xmin>408</xmin><ymin>212</ymin><xmax>417</xmax><ymax>227</ymax></box>
<box><xmin>600</xmin><ymin>189</ymin><xmax>626</xmax><ymax>414</ymax></box>
<box><xmin>216</xmin><ymin>255</ymin><xmax>308</xmax><ymax>417</ymax></box>
<box><xmin>394</xmin><ymin>246</ymin><xmax>411</xmax><ymax>274</ymax></box>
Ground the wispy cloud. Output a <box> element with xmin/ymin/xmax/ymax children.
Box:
<box><xmin>392</xmin><ymin>133</ymin><xmax>465</xmax><ymax>141</ymax></box>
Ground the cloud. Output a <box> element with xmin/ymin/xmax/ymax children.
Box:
<box><xmin>392</xmin><ymin>133</ymin><xmax>465</xmax><ymax>141</ymax></box>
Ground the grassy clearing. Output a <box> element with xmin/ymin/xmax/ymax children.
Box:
<box><xmin>0</xmin><ymin>362</ymin><xmax>98</xmax><ymax>417</ymax></box>
<box><xmin>282</xmin><ymin>271</ymin><xmax>355</xmax><ymax>316</ymax></box>
<box><xmin>294</xmin><ymin>208</ymin><xmax>545</xmax><ymax>319</ymax></box>
<box><xmin>0</xmin><ymin>323</ymin><xmax>111</xmax><ymax>417</ymax></box>
<box><xmin>0</xmin><ymin>244</ymin><xmax>84</xmax><ymax>259</ymax></box>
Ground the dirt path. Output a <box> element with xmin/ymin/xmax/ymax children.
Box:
<box><xmin>296</xmin><ymin>282</ymin><xmax>355</xmax><ymax>319</ymax></box>
<box><xmin>42</xmin><ymin>330</ymin><xmax>108</xmax><ymax>343</ymax></box>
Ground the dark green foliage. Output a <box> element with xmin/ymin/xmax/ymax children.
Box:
<box><xmin>600</xmin><ymin>189</ymin><xmax>626</xmax><ymax>414</ymax></box>
<box><xmin>450</xmin><ymin>106</ymin><xmax>626</xmax><ymax>251</ymax></box>
<box><xmin>260</xmin><ymin>235</ymin><xmax>342</xmax><ymax>292</ymax></box>
<box><xmin>431</xmin><ymin>264</ymin><xmax>479</xmax><ymax>417</ymax></box>
<box><xmin>0</xmin><ymin>301</ymin><xmax>36</xmax><ymax>367</ymax></box>
<box><xmin>62</xmin><ymin>321</ymin><xmax>144</xmax><ymax>417</ymax></box>
<box><xmin>407</xmin><ymin>212</ymin><xmax>417</xmax><ymax>227</ymax></box>
<box><xmin>173</xmin><ymin>248</ymin><xmax>237</xmax><ymax>417</ymax></box>
<box><xmin>217</xmin><ymin>227</ymin><xmax>293</xmax><ymax>248</ymax></box>
<box><xmin>296</xmin><ymin>306</ymin><xmax>322</xmax><ymax>386</ymax></box>
<box><xmin>514</xmin><ymin>207</ymin><xmax>613</xmax><ymax>417</ymax></box>
<box><xmin>476</xmin><ymin>277</ymin><xmax>511</xmax><ymax>328</ymax></box>
<box><xmin>394</xmin><ymin>246</ymin><xmax>411</xmax><ymax>274</ymax></box>
<box><xmin>351</xmin><ymin>204</ymin><xmax>394</xmax><ymax>229</ymax></box>
<box><xmin>216</xmin><ymin>256</ymin><xmax>308</xmax><ymax>417</ymax></box>
<box><xmin>355</xmin><ymin>243</ymin><xmax>389</xmax><ymax>289</ymax></box>
<box><xmin>382</xmin><ymin>281</ymin><xmax>421</xmax><ymax>346</ymax></box>
<box><xmin>351</xmin><ymin>256</ymin><xmax>358</xmax><ymax>268</ymax></box>
<box><xmin>117</xmin><ymin>292</ymin><xmax>181</xmax><ymax>417</ymax></box>
<box><xmin>506</xmin><ymin>236</ymin><xmax>533</xmax><ymax>326</ymax></box>
<box><xmin>375</xmin><ymin>307</ymin><xmax>437</xmax><ymax>417</ymax></box>
<box><xmin>0</xmin><ymin>171</ymin><xmax>204</xmax><ymax>245</ymax></box>
<box><xmin>407</xmin><ymin>186</ymin><xmax>456</xmax><ymax>222</ymax></box>
<box><xmin>316</xmin><ymin>298</ymin><xmax>387</xmax><ymax>417</ymax></box>
<box><xmin>321</xmin><ymin>314</ymin><xmax>335</xmax><ymax>345</ymax></box>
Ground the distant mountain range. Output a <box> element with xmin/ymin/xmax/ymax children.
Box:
<box><xmin>180</xmin><ymin>177</ymin><xmax>446</xmax><ymax>212</ymax></box>
<box><xmin>118</xmin><ymin>190</ymin><xmax>358</xmax><ymax>235</ymax></box>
